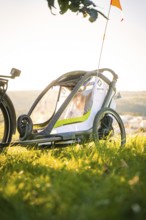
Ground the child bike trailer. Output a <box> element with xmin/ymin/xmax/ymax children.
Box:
<box><xmin>16</xmin><ymin>68</ymin><xmax>126</xmax><ymax>148</ymax></box>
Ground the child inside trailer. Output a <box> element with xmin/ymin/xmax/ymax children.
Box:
<box><xmin>53</xmin><ymin>76</ymin><xmax>115</xmax><ymax>135</ymax></box>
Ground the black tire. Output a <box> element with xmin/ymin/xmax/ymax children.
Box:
<box><xmin>0</xmin><ymin>98</ymin><xmax>13</xmax><ymax>147</ymax></box>
<box><xmin>93</xmin><ymin>108</ymin><xmax>126</xmax><ymax>148</ymax></box>
<box><xmin>17</xmin><ymin>114</ymin><xmax>33</xmax><ymax>141</ymax></box>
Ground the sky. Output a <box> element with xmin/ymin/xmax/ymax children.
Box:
<box><xmin>0</xmin><ymin>0</ymin><xmax>146</xmax><ymax>91</ymax></box>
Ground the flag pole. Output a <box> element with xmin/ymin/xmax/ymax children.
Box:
<box><xmin>98</xmin><ymin>2</ymin><xmax>112</xmax><ymax>69</ymax></box>
<box><xmin>97</xmin><ymin>0</ymin><xmax>123</xmax><ymax>69</ymax></box>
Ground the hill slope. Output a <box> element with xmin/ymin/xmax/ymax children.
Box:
<box><xmin>116</xmin><ymin>91</ymin><xmax>146</xmax><ymax>116</ymax></box>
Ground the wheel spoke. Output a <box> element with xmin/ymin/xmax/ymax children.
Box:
<box><xmin>93</xmin><ymin>108</ymin><xmax>126</xmax><ymax>148</ymax></box>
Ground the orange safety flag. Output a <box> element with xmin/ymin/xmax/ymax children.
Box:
<box><xmin>110</xmin><ymin>0</ymin><xmax>122</xmax><ymax>10</ymax></box>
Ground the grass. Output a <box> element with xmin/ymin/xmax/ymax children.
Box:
<box><xmin>0</xmin><ymin>135</ymin><xmax>146</xmax><ymax>220</ymax></box>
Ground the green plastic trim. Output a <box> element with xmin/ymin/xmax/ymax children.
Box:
<box><xmin>54</xmin><ymin>110</ymin><xmax>91</xmax><ymax>128</ymax></box>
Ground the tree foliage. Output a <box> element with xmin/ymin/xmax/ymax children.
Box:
<box><xmin>46</xmin><ymin>0</ymin><xmax>107</xmax><ymax>22</ymax></box>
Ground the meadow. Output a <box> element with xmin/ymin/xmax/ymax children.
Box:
<box><xmin>0</xmin><ymin>136</ymin><xmax>146</xmax><ymax>220</ymax></box>
<box><xmin>0</xmin><ymin>90</ymin><xmax>145</xmax><ymax>219</ymax></box>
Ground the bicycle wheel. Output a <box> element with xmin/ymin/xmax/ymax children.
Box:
<box><xmin>93</xmin><ymin>108</ymin><xmax>126</xmax><ymax>148</ymax></box>
<box><xmin>0</xmin><ymin>95</ymin><xmax>15</xmax><ymax>147</ymax></box>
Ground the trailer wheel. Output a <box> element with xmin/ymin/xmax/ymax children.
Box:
<box><xmin>93</xmin><ymin>108</ymin><xmax>126</xmax><ymax>148</ymax></box>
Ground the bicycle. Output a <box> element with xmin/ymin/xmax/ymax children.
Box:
<box><xmin>0</xmin><ymin>68</ymin><xmax>21</xmax><ymax>147</ymax></box>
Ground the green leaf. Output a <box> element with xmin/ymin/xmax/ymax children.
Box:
<box><xmin>83</xmin><ymin>0</ymin><xmax>96</xmax><ymax>7</ymax></box>
<box><xmin>88</xmin><ymin>8</ymin><xmax>98</xmax><ymax>22</ymax></box>
<box><xmin>58</xmin><ymin>0</ymin><xmax>69</xmax><ymax>14</ymax></box>
<box><xmin>69</xmin><ymin>1</ymin><xmax>80</xmax><ymax>13</ymax></box>
<box><xmin>46</xmin><ymin>0</ymin><xmax>55</xmax><ymax>10</ymax></box>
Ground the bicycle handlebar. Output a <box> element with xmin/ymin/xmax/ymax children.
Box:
<box><xmin>0</xmin><ymin>68</ymin><xmax>21</xmax><ymax>79</ymax></box>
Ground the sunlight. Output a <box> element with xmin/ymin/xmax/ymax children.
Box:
<box><xmin>0</xmin><ymin>0</ymin><xmax>146</xmax><ymax>91</ymax></box>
